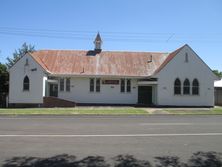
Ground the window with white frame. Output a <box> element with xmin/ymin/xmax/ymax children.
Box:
<box><xmin>96</xmin><ymin>78</ymin><xmax>101</xmax><ymax>92</ymax></box>
<box><xmin>174</xmin><ymin>78</ymin><xmax>181</xmax><ymax>95</ymax></box>
<box><xmin>60</xmin><ymin>78</ymin><xmax>64</xmax><ymax>91</ymax></box>
<box><xmin>90</xmin><ymin>78</ymin><xmax>94</xmax><ymax>92</ymax></box>
<box><xmin>120</xmin><ymin>79</ymin><xmax>125</xmax><ymax>93</ymax></box>
<box><xmin>192</xmin><ymin>79</ymin><xmax>199</xmax><ymax>95</ymax></box>
<box><xmin>183</xmin><ymin>79</ymin><xmax>190</xmax><ymax>95</ymax></box>
<box><xmin>126</xmin><ymin>79</ymin><xmax>131</xmax><ymax>93</ymax></box>
<box><xmin>66</xmin><ymin>78</ymin><xmax>71</xmax><ymax>92</ymax></box>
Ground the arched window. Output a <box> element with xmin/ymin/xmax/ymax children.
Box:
<box><xmin>192</xmin><ymin>79</ymin><xmax>199</xmax><ymax>95</ymax></box>
<box><xmin>183</xmin><ymin>79</ymin><xmax>190</xmax><ymax>95</ymax></box>
<box><xmin>174</xmin><ymin>78</ymin><xmax>181</xmax><ymax>95</ymax></box>
<box><xmin>23</xmin><ymin>76</ymin><xmax>30</xmax><ymax>91</ymax></box>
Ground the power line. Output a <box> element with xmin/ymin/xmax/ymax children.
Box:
<box><xmin>0</xmin><ymin>27</ymin><xmax>222</xmax><ymax>43</ymax></box>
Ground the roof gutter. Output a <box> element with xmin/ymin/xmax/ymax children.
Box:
<box><xmin>48</xmin><ymin>73</ymin><xmax>152</xmax><ymax>79</ymax></box>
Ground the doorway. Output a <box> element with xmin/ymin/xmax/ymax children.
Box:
<box><xmin>49</xmin><ymin>84</ymin><xmax>58</xmax><ymax>97</ymax></box>
<box><xmin>138</xmin><ymin>86</ymin><xmax>152</xmax><ymax>105</ymax></box>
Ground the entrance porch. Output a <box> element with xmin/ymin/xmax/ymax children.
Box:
<box><xmin>137</xmin><ymin>79</ymin><xmax>157</xmax><ymax>106</ymax></box>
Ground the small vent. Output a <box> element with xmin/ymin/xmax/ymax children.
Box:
<box><xmin>185</xmin><ymin>53</ymin><xmax>189</xmax><ymax>62</ymax></box>
<box><xmin>25</xmin><ymin>58</ymin><xmax>29</xmax><ymax>66</ymax></box>
<box><xmin>147</xmin><ymin>55</ymin><xmax>152</xmax><ymax>63</ymax></box>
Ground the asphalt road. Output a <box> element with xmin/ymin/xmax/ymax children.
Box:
<box><xmin>0</xmin><ymin>115</ymin><xmax>222</xmax><ymax>165</ymax></box>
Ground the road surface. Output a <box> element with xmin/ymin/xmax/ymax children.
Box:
<box><xmin>0</xmin><ymin>115</ymin><xmax>222</xmax><ymax>165</ymax></box>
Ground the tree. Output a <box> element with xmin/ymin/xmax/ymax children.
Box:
<box><xmin>6</xmin><ymin>42</ymin><xmax>35</xmax><ymax>68</ymax></box>
<box><xmin>213</xmin><ymin>70</ymin><xmax>222</xmax><ymax>78</ymax></box>
<box><xmin>0</xmin><ymin>63</ymin><xmax>8</xmax><ymax>92</ymax></box>
<box><xmin>0</xmin><ymin>63</ymin><xmax>9</xmax><ymax>107</ymax></box>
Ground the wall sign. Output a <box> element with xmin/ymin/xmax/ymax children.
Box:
<box><xmin>102</xmin><ymin>80</ymin><xmax>119</xmax><ymax>85</ymax></box>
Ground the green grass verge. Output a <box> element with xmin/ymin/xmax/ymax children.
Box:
<box><xmin>165</xmin><ymin>107</ymin><xmax>222</xmax><ymax>115</ymax></box>
<box><xmin>0</xmin><ymin>107</ymin><xmax>148</xmax><ymax>115</ymax></box>
<box><xmin>1</xmin><ymin>107</ymin><xmax>222</xmax><ymax>115</ymax></box>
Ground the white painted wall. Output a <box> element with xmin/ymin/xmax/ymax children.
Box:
<box><xmin>156</xmin><ymin>45</ymin><xmax>216</xmax><ymax>106</ymax></box>
<box><xmin>9</xmin><ymin>54</ymin><xmax>46</xmax><ymax>104</ymax></box>
<box><xmin>58</xmin><ymin>78</ymin><xmax>138</xmax><ymax>104</ymax></box>
<box><xmin>215</xmin><ymin>79</ymin><xmax>222</xmax><ymax>88</ymax></box>
<box><xmin>9</xmin><ymin>45</ymin><xmax>215</xmax><ymax>106</ymax></box>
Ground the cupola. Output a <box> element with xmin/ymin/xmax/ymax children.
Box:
<box><xmin>94</xmin><ymin>32</ymin><xmax>102</xmax><ymax>53</ymax></box>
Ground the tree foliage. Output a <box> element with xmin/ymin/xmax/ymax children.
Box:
<box><xmin>0</xmin><ymin>63</ymin><xmax>9</xmax><ymax>107</ymax></box>
<box><xmin>213</xmin><ymin>70</ymin><xmax>222</xmax><ymax>78</ymax></box>
<box><xmin>6</xmin><ymin>42</ymin><xmax>35</xmax><ymax>68</ymax></box>
<box><xmin>0</xmin><ymin>63</ymin><xmax>8</xmax><ymax>94</ymax></box>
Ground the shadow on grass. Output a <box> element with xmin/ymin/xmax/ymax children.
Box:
<box><xmin>2</xmin><ymin>151</ymin><xmax>222</xmax><ymax>167</ymax></box>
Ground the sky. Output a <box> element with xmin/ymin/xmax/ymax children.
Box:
<box><xmin>0</xmin><ymin>0</ymin><xmax>221</xmax><ymax>71</ymax></box>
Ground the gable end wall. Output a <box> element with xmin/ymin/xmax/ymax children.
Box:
<box><xmin>9</xmin><ymin>54</ymin><xmax>46</xmax><ymax>104</ymax></box>
<box><xmin>156</xmin><ymin>45</ymin><xmax>215</xmax><ymax>106</ymax></box>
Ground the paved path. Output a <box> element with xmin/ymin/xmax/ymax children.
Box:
<box><xmin>0</xmin><ymin>115</ymin><xmax>222</xmax><ymax>164</ymax></box>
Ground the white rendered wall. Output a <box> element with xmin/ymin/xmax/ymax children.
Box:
<box><xmin>58</xmin><ymin>78</ymin><xmax>138</xmax><ymax>104</ymax></box>
<box><xmin>156</xmin><ymin>45</ymin><xmax>216</xmax><ymax>106</ymax></box>
<box><xmin>9</xmin><ymin>54</ymin><xmax>46</xmax><ymax>104</ymax></box>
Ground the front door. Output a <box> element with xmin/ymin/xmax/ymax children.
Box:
<box><xmin>138</xmin><ymin>86</ymin><xmax>152</xmax><ymax>105</ymax></box>
<box><xmin>49</xmin><ymin>84</ymin><xmax>58</xmax><ymax>97</ymax></box>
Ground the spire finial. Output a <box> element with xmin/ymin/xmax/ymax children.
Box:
<box><xmin>94</xmin><ymin>32</ymin><xmax>102</xmax><ymax>52</ymax></box>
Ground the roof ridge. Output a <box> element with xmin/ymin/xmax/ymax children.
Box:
<box><xmin>34</xmin><ymin>49</ymin><xmax>168</xmax><ymax>54</ymax></box>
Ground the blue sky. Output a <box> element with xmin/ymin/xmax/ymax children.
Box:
<box><xmin>0</xmin><ymin>0</ymin><xmax>221</xmax><ymax>71</ymax></box>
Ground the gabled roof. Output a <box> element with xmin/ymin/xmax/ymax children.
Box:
<box><xmin>30</xmin><ymin>50</ymin><xmax>169</xmax><ymax>77</ymax></box>
<box><xmin>154</xmin><ymin>45</ymin><xmax>186</xmax><ymax>74</ymax></box>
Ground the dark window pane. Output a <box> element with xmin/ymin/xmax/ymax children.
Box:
<box><xmin>23</xmin><ymin>76</ymin><xmax>30</xmax><ymax>91</ymax></box>
<box><xmin>192</xmin><ymin>79</ymin><xmax>199</xmax><ymax>95</ymax></box>
<box><xmin>127</xmin><ymin>79</ymin><xmax>131</xmax><ymax>92</ymax></box>
<box><xmin>90</xmin><ymin>78</ymin><xmax>94</xmax><ymax>92</ymax></box>
<box><xmin>96</xmin><ymin>78</ymin><xmax>100</xmax><ymax>92</ymax></box>
<box><xmin>120</xmin><ymin>79</ymin><xmax>125</xmax><ymax>92</ymax></box>
<box><xmin>23</xmin><ymin>84</ymin><xmax>29</xmax><ymax>91</ymax></box>
<box><xmin>60</xmin><ymin>78</ymin><xmax>64</xmax><ymax>91</ymax></box>
<box><xmin>174</xmin><ymin>78</ymin><xmax>181</xmax><ymax>95</ymax></box>
<box><xmin>192</xmin><ymin>87</ymin><xmax>199</xmax><ymax>95</ymax></box>
<box><xmin>183</xmin><ymin>79</ymin><xmax>190</xmax><ymax>95</ymax></box>
<box><xmin>66</xmin><ymin>78</ymin><xmax>70</xmax><ymax>92</ymax></box>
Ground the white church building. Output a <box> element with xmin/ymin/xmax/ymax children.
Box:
<box><xmin>9</xmin><ymin>33</ymin><xmax>219</xmax><ymax>107</ymax></box>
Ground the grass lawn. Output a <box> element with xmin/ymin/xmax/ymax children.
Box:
<box><xmin>0</xmin><ymin>107</ymin><xmax>148</xmax><ymax>115</ymax></box>
<box><xmin>0</xmin><ymin>106</ymin><xmax>222</xmax><ymax>115</ymax></box>
<box><xmin>165</xmin><ymin>106</ymin><xmax>222</xmax><ymax>115</ymax></box>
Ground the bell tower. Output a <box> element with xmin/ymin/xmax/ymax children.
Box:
<box><xmin>94</xmin><ymin>32</ymin><xmax>102</xmax><ymax>52</ymax></box>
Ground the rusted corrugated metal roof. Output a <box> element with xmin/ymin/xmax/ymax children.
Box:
<box><xmin>30</xmin><ymin>47</ymin><xmax>183</xmax><ymax>77</ymax></box>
